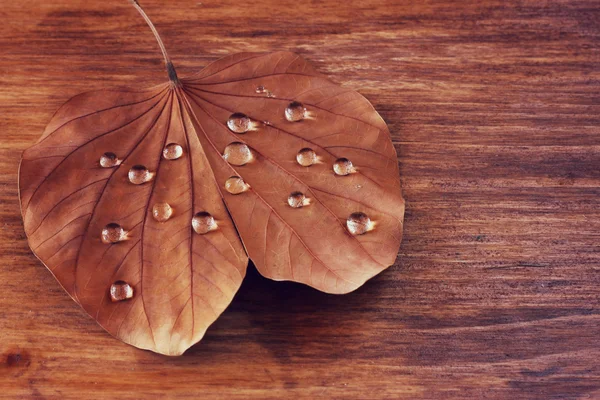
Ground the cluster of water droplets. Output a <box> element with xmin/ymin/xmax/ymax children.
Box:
<box><xmin>224</xmin><ymin>98</ymin><xmax>372</xmax><ymax>236</ymax></box>
<box><xmin>97</xmin><ymin>94</ymin><xmax>376</xmax><ymax>300</ymax></box>
<box><xmin>97</xmin><ymin>141</ymin><xmax>221</xmax><ymax>301</ymax></box>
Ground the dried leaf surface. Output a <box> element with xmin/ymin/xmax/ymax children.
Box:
<box><xmin>19</xmin><ymin>51</ymin><xmax>404</xmax><ymax>355</ymax></box>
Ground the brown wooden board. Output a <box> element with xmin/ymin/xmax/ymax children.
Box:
<box><xmin>1</xmin><ymin>0</ymin><xmax>599</xmax><ymax>398</ymax></box>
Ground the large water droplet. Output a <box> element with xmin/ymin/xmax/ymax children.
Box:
<box><xmin>296</xmin><ymin>148</ymin><xmax>317</xmax><ymax>167</ymax></box>
<box><xmin>128</xmin><ymin>165</ymin><xmax>153</xmax><ymax>185</ymax></box>
<box><xmin>152</xmin><ymin>202</ymin><xmax>172</xmax><ymax>222</ymax></box>
<box><xmin>225</xmin><ymin>176</ymin><xmax>250</xmax><ymax>195</ymax></box>
<box><xmin>285</xmin><ymin>101</ymin><xmax>307</xmax><ymax>122</ymax></box>
<box><xmin>163</xmin><ymin>143</ymin><xmax>183</xmax><ymax>160</ymax></box>
<box><xmin>101</xmin><ymin>223</ymin><xmax>127</xmax><ymax>244</ymax></box>
<box><xmin>192</xmin><ymin>211</ymin><xmax>217</xmax><ymax>234</ymax></box>
<box><xmin>333</xmin><ymin>158</ymin><xmax>355</xmax><ymax>176</ymax></box>
<box><xmin>100</xmin><ymin>152</ymin><xmax>120</xmax><ymax>168</ymax></box>
<box><xmin>227</xmin><ymin>113</ymin><xmax>252</xmax><ymax>133</ymax></box>
<box><xmin>223</xmin><ymin>142</ymin><xmax>253</xmax><ymax>166</ymax></box>
<box><xmin>346</xmin><ymin>212</ymin><xmax>371</xmax><ymax>235</ymax></box>
<box><xmin>287</xmin><ymin>191</ymin><xmax>307</xmax><ymax>208</ymax></box>
<box><xmin>110</xmin><ymin>281</ymin><xmax>134</xmax><ymax>302</ymax></box>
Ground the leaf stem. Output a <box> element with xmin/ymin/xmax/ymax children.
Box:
<box><xmin>129</xmin><ymin>0</ymin><xmax>180</xmax><ymax>85</ymax></box>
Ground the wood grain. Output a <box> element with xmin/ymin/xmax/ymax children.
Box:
<box><xmin>1</xmin><ymin>0</ymin><xmax>599</xmax><ymax>398</ymax></box>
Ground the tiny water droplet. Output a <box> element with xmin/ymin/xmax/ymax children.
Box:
<box><xmin>152</xmin><ymin>202</ymin><xmax>173</xmax><ymax>222</ymax></box>
<box><xmin>128</xmin><ymin>165</ymin><xmax>152</xmax><ymax>185</ymax></box>
<box><xmin>256</xmin><ymin>86</ymin><xmax>275</xmax><ymax>97</ymax></box>
<box><xmin>101</xmin><ymin>223</ymin><xmax>127</xmax><ymax>244</ymax></box>
<box><xmin>346</xmin><ymin>212</ymin><xmax>371</xmax><ymax>235</ymax></box>
<box><xmin>100</xmin><ymin>152</ymin><xmax>120</xmax><ymax>168</ymax></box>
<box><xmin>225</xmin><ymin>176</ymin><xmax>250</xmax><ymax>195</ymax></box>
<box><xmin>163</xmin><ymin>143</ymin><xmax>183</xmax><ymax>160</ymax></box>
<box><xmin>285</xmin><ymin>101</ymin><xmax>307</xmax><ymax>122</ymax></box>
<box><xmin>223</xmin><ymin>142</ymin><xmax>253</xmax><ymax>166</ymax></box>
<box><xmin>227</xmin><ymin>113</ymin><xmax>252</xmax><ymax>133</ymax></box>
<box><xmin>296</xmin><ymin>148</ymin><xmax>317</xmax><ymax>167</ymax></box>
<box><xmin>110</xmin><ymin>281</ymin><xmax>134</xmax><ymax>302</ymax></box>
<box><xmin>287</xmin><ymin>191</ymin><xmax>306</xmax><ymax>208</ymax></box>
<box><xmin>266</xmin><ymin>92</ymin><xmax>276</xmax><ymax>98</ymax></box>
<box><xmin>333</xmin><ymin>158</ymin><xmax>355</xmax><ymax>176</ymax></box>
<box><xmin>192</xmin><ymin>211</ymin><xmax>217</xmax><ymax>234</ymax></box>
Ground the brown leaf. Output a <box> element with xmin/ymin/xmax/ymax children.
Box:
<box><xmin>19</xmin><ymin>2</ymin><xmax>404</xmax><ymax>355</ymax></box>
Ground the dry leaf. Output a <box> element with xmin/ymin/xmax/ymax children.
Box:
<box><xmin>19</xmin><ymin>1</ymin><xmax>405</xmax><ymax>355</ymax></box>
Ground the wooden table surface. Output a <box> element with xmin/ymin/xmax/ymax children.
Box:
<box><xmin>1</xmin><ymin>0</ymin><xmax>599</xmax><ymax>398</ymax></box>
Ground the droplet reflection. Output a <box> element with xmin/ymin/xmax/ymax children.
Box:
<box><xmin>346</xmin><ymin>212</ymin><xmax>371</xmax><ymax>235</ymax></box>
<box><xmin>152</xmin><ymin>202</ymin><xmax>173</xmax><ymax>222</ymax></box>
<box><xmin>296</xmin><ymin>148</ymin><xmax>317</xmax><ymax>167</ymax></box>
<box><xmin>225</xmin><ymin>176</ymin><xmax>250</xmax><ymax>195</ymax></box>
<box><xmin>100</xmin><ymin>152</ymin><xmax>120</xmax><ymax>168</ymax></box>
<box><xmin>163</xmin><ymin>143</ymin><xmax>183</xmax><ymax>160</ymax></box>
<box><xmin>128</xmin><ymin>165</ymin><xmax>153</xmax><ymax>185</ymax></box>
<box><xmin>101</xmin><ymin>223</ymin><xmax>127</xmax><ymax>244</ymax></box>
<box><xmin>223</xmin><ymin>142</ymin><xmax>253</xmax><ymax>166</ymax></box>
<box><xmin>287</xmin><ymin>191</ymin><xmax>307</xmax><ymax>208</ymax></box>
<box><xmin>227</xmin><ymin>113</ymin><xmax>252</xmax><ymax>133</ymax></box>
<box><xmin>192</xmin><ymin>211</ymin><xmax>217</xmax><ymax>234</ymax></box>
<box><xmin>285</xmin><ymin>101</ymin><xmax>307</xmax><ymax>122</ymax></box>
<box><xmin>333</xmin><ymin>158</ymin><xmax>355</xmax><ymax>176</ymax></box>
<box><xmin>110</xmin><ymin>281</ymin><xmax>134</xmax><ymax>302</ymax></box>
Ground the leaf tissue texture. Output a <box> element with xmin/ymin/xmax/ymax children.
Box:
<box><xmin>19</xmin><ymin>51</ymin><xmax>404</xmax><ymax>355</ymax></box>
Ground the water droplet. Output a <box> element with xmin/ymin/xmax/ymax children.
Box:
<box><xmin>99</xmin><ymin>152</ymin><xmax>120</xmax><ymax>168</ymax></box>
<box><xmin>346</xmin><ymin>212</ymin><xmax>371</xmax><ymax>235</ymax></box>
<box><xmin>110</xmin><ymin>281</ymin><xmax>134</xmax><ymax>302</ymax></box>
<box><xmin>192</xmin><ymin>211</ymin><xmax>217</xmax><ymax>234</ymax></box>
<box><xmin>128</xmin><ymin>165</ymin><xmax>152</xmax><ymax>185</ymax></box>
<box><xmin>163</xmin><ymin>143</ymin><xmax>183</xmax><ymax>160</ymax></box>
<box><xmin>227</xmin><ymin>113</ymin><xmax>252</xmax><ymax>133</ymax></box>
<box><xmin>296</xmin><ymin>148</ymin><xmax>317</xmax><ymax>167</ymax></box>
<box><xmin>223</xmin><ymin>142</ymin><xmax>253</xmax><ymax>166</ymax></box>
<box><xmin>285</xmin><ymin>101</ymin><xmax>307</xmax><ymax>122</ymax></box>
<box><xmin>287</xmin><ymin>191</ymin><xmax>306</xmax><ymax>208</ymax></box>
<box><xmin>333</xmin><ymin>158</ymin><xmax>355</xmax><ymax>176</ymax></box>
<box><xmin>101</xmin><ymin>223</ymin><xmax>127</xmax><ymax>244</ymax></box>
<box><xmin>256</xmin><ymin>86</ymin><xmax>275</xmax><ymax>97</ymax></box>
<box><xmin>266</xmin><ymin>92</ymin><xmax>276</xmax><ymax>98</ymax></box>
<box><xmin>152</xmin><ymin>202</ymin><xmax>173</xmax><ymax>222</ymax></box>
<box><xmin>225</xmin><ymin>176</ymin><xmax>250</xmax><ymax>195</ymax></box>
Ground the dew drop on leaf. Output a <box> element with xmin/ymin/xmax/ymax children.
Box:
<box><xmin>163</xmin><ymin>143</ymin><xmax>183</xmax><ymax>160</ymax></box>
<box><xmin>110</xmin><ymin>281</ymin><xmax>134</xmax><ymax>302</ymax></box>
<box><xmin>296</xmin><ymin>148</ymin><xmax>317</xmax><ymax>167</ymax></box>
<box><xmin>128</xmin><ymin>165</ymin><xmax>153</xmax><ymax>185</ymax></box>
<box><xmin>333</xmin><ymin>158</ymin><xmax>355</xmax><ymax>176</ymax></box>
<box><xmin>101</xmin><ymin>223</ymin><xmax>127</xmax><ymax>244</ymax></box>
<box><xmin>223</xmin><ymin>142</ymin><xmax>253</xmax><ymax>166</ymax></box>
<box><xmin>285</xmin><ymin>101</ymin><xmax>307</xmax><ymax>122</ymax></box>
<box><xmin>152</xmin><ymin>202</ymin><xmax>173</xmax><ymax>222</ymax></box>
<box><xmin>346</xmin><ymin>212</ymin><xmax>371</xmax><ymax>235</ymax></box>
<box><xmin>99</xmin><ymin>152</ymin><xmax>120</xmax><ymax>168</ymax></box>
<box><xmin>227</xmin><ymin>113</ymin><xmax>252</xmax><ymax>133</ymax></box>
<box><xmin>287</xmin><ymin>191</ymin><xmax>306</xmax><ymax>208</ymax></box>
<box><xmin>224</xmin><ymin>176</ymin><xmax>250</xmax><ymax>195</ymax></box>
<box><xmin>192</xmin><ymin>211</ymin><xmax>217</xmax><ymax>234</ymax></box>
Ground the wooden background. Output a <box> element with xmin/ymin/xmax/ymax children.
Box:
<box><xmin>1</xmin><ymin>0</ymin><xmax>599</xmax><ymax>398</ymax></box>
